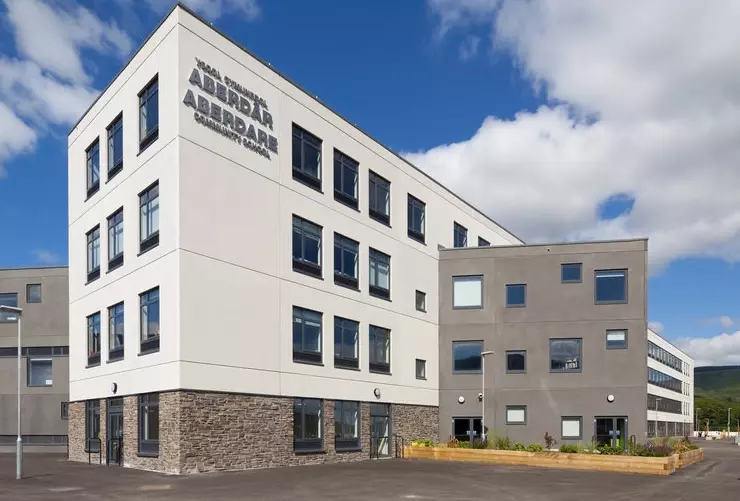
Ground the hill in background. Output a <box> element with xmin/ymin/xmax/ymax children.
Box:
<box><xmin>694</xmin><ymin>365</ymin><xmax>740</xmax><ymax>431</ymax></box>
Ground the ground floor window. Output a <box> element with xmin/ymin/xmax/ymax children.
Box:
<box><xmin>294</xmin><ymin>398</ymin><xmax>323</xmax><ymax>452</ymax></box>
<box><xmin>138</xmin><ymin>394</ymin><xmax>160</xmax><ymax>456</ymax></box>
<box><xmin>334</xmin><ymin>401</ymin><xmax>360</xmax><ymax>451</ymax></box>
<box><xmin>561</xmin><ymin>416</ymin><xmax>582</xmax><ymax>440</ymax></box>
<box><xmin>452</xmin><ymin>417</ymin><xmax>481</xmax><ymax>442</ymax></box>
<box><xmin>85</xmin><ymin>400</ymin><xmax>100</xmax><ymax>452</ymax></box>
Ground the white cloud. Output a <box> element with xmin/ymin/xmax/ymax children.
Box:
<box><xmin>459</xmin><ymin>35</ymin><xmax>481</xmax><ymax>61</ymax></box>
<box><xmin>419</xmin><ymin>0</ymin><xmax>740</xmax><ymax>269</ymax></box>
<box><xmin>32</xmin><ymin>250</ymin><xmax>61</xmax><ymax>265</ymax></box>
<box><xmin>0</xmin><ymin>102</ymin><xmax>36</xmax><ymax>177</ymax></box>
<box><xmin>145</xmin><ymin>0</ymin><xmax>260</xmax><ymax>21</ymax></box>
<box><xmin>648</xmin><ymin>321</ymin><xmax>664</xmax><ymax>335</ymax></box>
<box><xmin>676</xmin><ymin>331</ymin><xmax>740</xmax><ymax>367</ymax></box>
<box><xmin>699</xmin><ymin>316</ymin><xmax>735</xmax><ymax>329</ymax></box>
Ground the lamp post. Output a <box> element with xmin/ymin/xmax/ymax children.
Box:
<box><xmin>0</xmin><ymin>305</ymin><xmax>22</xmax><ymax>480</ymax></box>
<box><xmin>728</xmin><ymin>408</ymin><xmax>732</xmax><ymax>435</ymax></box>
<box><xmin>481</xmin><ymin>351</ymin><xmax>495</xmax><ymax>441</ymax></box>
<box><xmin>695</xmin><ymin>407</ymin><xmax>700</xmax><ymax>435</ymax></box>
<box><xmin>655</xmin><ymin>398</ymin><xmax>662</xmax><ymax>437</ymax></box>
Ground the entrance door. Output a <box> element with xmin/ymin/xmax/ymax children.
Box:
<box><xmin>107</xmin><ymin>398</ymin><xmax>124</xmax><ymax>466</ymax></box>
<box><xmin>370</xmin><ymin>403</ymin><xmax>391</xmax><ymax>458</ymax></box>
<box><xmin>595</xmin><ymin>416</ymin><xmax>627</xmax><ymax>449</ymax></box>
<box><xmin>452</xmin><ymin>417</ymin><xmax>482</xmax><ymax>442</ymax></box>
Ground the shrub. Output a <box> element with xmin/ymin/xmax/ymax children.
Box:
<box><xmin>559</xmin><ymin>444</ymin><xmax>578</xmax><ymax>453</ymax></box>
<box><xmin>525</xmin><ymin>443</ymin><xmax>543</xmax><ymax>452</ymax></box>
<box><xmin>544</xmin><ymin>432</ymin><xmax>558</xmax><ymax>450</ymax></box>
<box><xmin>597</xmin><ymin>445</ymin><xmax>623</xmax><ymax>455</ymax></box>
<box><xmin>671</xmin><ymin>438</ymin><xmax>699</xmax><ymax>454</ymax></box>
<box><xmin>458</xmin><ymin>440</ymin><xmax>471</xmax><ymax>449</ymax></box>
<box><xmin>586</xmin><ymin>440</ymin><xmax>598</xmax><ymax>453</ymax></box>
<box><xmin>446</xmin><ymin>437</ymin><xmax>460</xmax><ymax>448</ymax></box>
<box><xmin>411</xmin><ymin>438</ymin><xmax>434</xmax><ymax>447</ymax></box>
<box><xmin>513</xmin><ymin>442</ymin><xmax>526</xmax><ymax>451</ymax></box>
<box><xmin>469</xmin><ymin>438</ymin><xmax>488</xmax><ymax>449</ymax></box>
<box><xmin>493</xmin><ymin>436</ymin><xmax>513</xmax><ymax>450</ymax></box>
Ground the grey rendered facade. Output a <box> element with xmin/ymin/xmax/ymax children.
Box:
<box><xmin>439</xmin><ymin>239</ymin><xmax>648</xmax><ymax>447</ymax></box>
<box><xmin>0</xmin><ymin>267</ymin><xmax>69</xmax><ymax>452</ymax></box>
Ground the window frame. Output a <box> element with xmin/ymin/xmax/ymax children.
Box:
<box><xmin>108</xmin><ymin>302</ymin><xmax>125</xmax><ymax>361</ymax></box>
<box><xmin>407</xmin><ymin>194</ymin><xmax>426</xmax><ymax>244</ymax></box>
<box><xmin>293</xmin><ymin>398</ymin><xmax>324</xmax><ymax>453</ymax></box>
<box><xmin>333</xmin><ymin>149</ymin><xmax>359</xmax><ymax>209</ymax></box>
<box><xmin>139</xmin><ymin>181</ymin><xmax>160</xmax><ymax>254</ymax></box>
<box><xmin>87</xmin><ymin>312</ymin><xmax>101</xmax><ymax>367</ymax></box>
<box><xmin>369</xmin><ymin>325</ymin><xmax>391</xmax><ymax>374</ymax></box>
<box><xmin>334</xmin><ymin>316</ymin><xmax>359</xmax><ymax>370</ymax></box>
<box><xmin>0</xmin><ymin>293</ymin><xmax>18</xmax><ymax>323</ymax></box>
<box><xmin>86</xmin><ymin>138</ymin><xmax>100</xmax><ymax>198</ymax></box>
<box><xmin>61</xmin><ymin>401</ymin><xmax>69</xmax><ymax>420</ymax></box>
<box><xmin>139</xmin><ymin>287</ymin><xmax>160</xmax><ymax>354</ymax></box>
<box><xmin>505</xmin><ymin>284</ymin><xmax>526</xmax><ymax>308</ymax></box>
<box><xmin>138</xmin><ymin>393</ymin><xmax>160</xmax><ymax>457</ymax></box>
<box><xmin>505</xmin><ymin>405</ymin><xmax>527</xmax><ymax>425</ymax></box>
<box><xmin>292</xmin><ymin>124</ymin><xmax>323</xmax><ymax>191</ymax></box>
<box><xmin>292</xmin><ymin>215</ymin><xmax>323</xmax><ymax>278</ymax></box>
<box><xmin>27</xmin><ymin>358</ymin><xmax>52</xmax><ymax>387</ymax></box>
<box><xmin>452</xmin><ymin>275</ymin><xmax>483</xmax><ymax>310</ymax></box>
<box><xmin>334</xmin><ymin>400</ymin><xmax>360</xmax><ymax>452</ymax></box>
<box><xmin>561</xmin><ymin>416</ymin><xmax>583</xmax><ymax>440</ymax></box>
<box><xmin>416</xmin><ymin>358</ymin><xmax>426</xmax><ymax>380</ymax></box>
<box><xmin>478</xmin><ymin>237</ymin><xmax>490</xmax><ymax>247</ymax></box>
<box><xmin>368</xmin><ymin>170</ymin><xmax>391</xmax><ymax>225</ymax></box>
<box><xmin>453</xmin><ymin>222</ymin><xmax>467</xmax><ymax>248</ymax></box>
<box><xmin>561</xmin><ymin>263</ymin><xmax>582</xmax><ymax>283</ymax></box>
<box><xmin>594</xmin><ymin>269</ymin><xmax>628</xmax><ymax>304</ymax></box>
<box><xmin>107</xmin><ymin>207</ymin><xmax>124</xmax><ymax>270</ymax></box>
<box><xmin>84</xmin><ymin>400</ymin><xmax>100</xmax><ymax>452</ymax></box>
<box><xmin>606</xmin><ymin>329</ymin><xmax>628</xmax><ymax>350</ymax></box>
<box><xmin>292</xmin><ymin>306</ymin><xmax>323</xmax><ymax>364</ymax></box>
<box><xmin>549</xmin><ymin>338</ymin><xmax>583</xmax><ymax>373</ymax></box>
<box><xmin>452</xmin><ymin>340</ymin><xmax>483</xmax><ymax>374</ymax></box>
<box><xmin>415</xmin><ymin>290</ymin><xmax>427</xmax><ymax>312</ymax></box>
<box><xmin>368</xmin><ymin>248</ymin><xmax>391</xmax><ymax>300</ymax></box>
<box><xmin>107</xmin><ymin>113</ymin><xmax>124</xmax><ymax>178</ymax></box>
<box><xmin>26</xmin><ymin>284</ymin><xmax>41</xmax><ymax>304</ymax></box>
<box><xmin>86</xmin><ymin>225</ymin><xmax>101</xmax><ymax>283</ymax></box>
<box><xmin>333</xmin><ymin>233</ymin><xmax>359</xmax><ymax>289</ymax></box>
<box><xmin>506</xmin><ymin>350</ymin><xmax>526</xmax><ymax>374</ymax></box>
<box><xmin>138</xmin><ymin>76</ymin><xmax>159</xmax><ymax>151</ymax></box>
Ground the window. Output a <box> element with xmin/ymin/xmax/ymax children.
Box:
<box><xmin>595</xmin><ymin>269</ymin><xmax>627</xmax><ymax>304</ymax></box>
<box><xmin>506</xmin><ymin>284</ymin><xmax>526</xmax><ymax>307</ymax></box>
<box><xmin>293</xmin><ymin>306</ymin><xmax>322</xmax><ymax>364</ymax></box>
<box><xmin>27</xmin><ymin>359</ymin><xmax>52</xmax><ymax>386</ymax></box>
<box><xmin>452</xmin><ymin>275</ymin><xmax>482</xmax><ymax>309</ymax></box>
<box><xmin>138</xmin><ymin>394</ymin><xmax>159</xmax><ymax>456</ymax></box>
<box><xmin>453</xmin><ymin>222</ymin><xmax>467</xmax><ymax>248</ymax></box>
<box><xmin>0</xmin><ymin>346</ymin><xmax>68</xmax><ymax>357</ymax></box>
<box><xmin>506</xmin><ymin>350</ymin><xmax>526</xmax><ymax>373</ymax></box>
<box><xmin>506</xmin><ymin>406</ymin><xmax>526</xmax><ymax>425</ymax></box>
<box><xmin>649</xmin><ymin>394</ymin><xmax>682</xmax><ymax>414</ymax></box>
<box><xmin>407</xmin><ymin>195</ymin><xmax>425</xmax><ymax>243</ymax></box>
<box><xmin>86</xmin><ymin>139</ymin><xmax>100</xmax><ymax>198</ymax></box>
<box><xmin>561</xmin><ymin>417</ymin><xmax>582</xmax><ymax>440</ymax></box>
<box><xmin>453</xmin><ymin>341</ymin><xmax>482</xmax><ymax>373</ymax></box>
<box><xmin>107</xmin><ymin>208</ymin><xmax>124</xmax><ymax>270</ymax></box>
<box><xmin>561</xmin><ymin>263</ymin><xmax>582</xmax><ymax>283</ymax></box>
<box><xmin>334</xmin><ymin>233</ymin><xmax>358</xmax><ymax>288</ymax></box>
<box><xmin>606</xmin><ymin>329</ymin><xmax>627</xmax><ymax>349</ymax></box>
<box><xmin>86</xmin><ymin>226</ymin><xmax>100</xmax><ymax>282</ymax></box>
<box><xmin>26</xmin><ymin>284</ymin><xmax>41</xmax><ymax>303</ymax></box>
<box><xmin>453</xmin><ymin>417</ymin><xmax>482</xmax><ymax>442</ymax></box>
<box><xmin>648</xmin><ymin>367</ymin><xmax>682</xmax><ymax>393</ymax></box>
<box><xmin>292</xmin><ymin>216</ymin><xmax>322</xmax><ymax>278</ymax></box>
<box><xmin>107</xmin><ymin>114</ymin><xmax>123</xmax><ymax>177</ymax></box>
<box><xmin>292</xmin><ymin>125</ymin><xmax>322</xmax><ymax>190</ymax></box>
<box><xmin>368</xmin><ymin>171</ymin><xmax>390</xmax><ymax>225</ymax></box>
<box><xmin>108</xmin><ymin>302</ymin><xmax>124</xmax><ymax>361</ymax></box>
<box><xmin>0</xmin><ymin>293</ymin><xmax>18</xmax><ymax>323</ymax></box>
<box><xmin>415</xmin><ymin>290</ymin><xmax>426</xmax><ymax>312</ymax></box>
<box><xmin>140</xmin><ymin>287</ymin><xmax>160</xmax><ymax>354</ymax></box>
<box><xmin>294</xmin><ymin>398</ymin><xmax>323</xmax><ymax>452</ymax></box>
<box><xmin>416</xmin><ymin>359</ymin><xmax>426</xmax><ymax>380</ymax></box>
<box><xmin>334</xmin><ymin>150</ymin><xmax>358</xmax><ymax>208</ymax></box>
<box><xmin>87</xmin><ymin>312</ymin><xmax>101</xmax><ymax>366</ymax></box>
<box><xmin>478</xmin><ymin>237</ymin><xmax>490</xmax><ymax>247</ymax></box>
<box><xmin>369</xmin><ymin>325</ymin><xmax>391</xmax><ymax>374</ymax></box>
<box><xmin>550</xmin><ymin>338</ymin><xmax>582</xmax><ymax>372</ymax></box>
<box><xmin>85</xmin><ymin>400</ymin><xmax>100</xmax><ymax>452</ymax></box>
<box><xmin>368</xmin><ymin>248</ymin><xmax>390</xmax><ymax>300</ymax></box>
<box><xmin>61</xmin><ymin>402</ymin><xmax>69</xmax><ymax>420</ymax></box>
<box><xmin>139</xmin><ymin>182</ymin><xmax>159</xmax><ymax>253</ymax></box>
<box><xmin>334</xmin><ymin>316</ymin><xmax>359</xmax><ymax>369</ymax></box>
<box><xmin>648</xmin><ymin>341</ymin><xmax>683</xmax><ymax>372</ymax></box>
<box><xmin>334</xmin><ymin>401</ymin><xmax>360</xmax><ymax>451</ymax></box>
<box><xmin>139</xmin><ymin>76</ymin><xmax>159</xmax><ymax>150</ymax></box>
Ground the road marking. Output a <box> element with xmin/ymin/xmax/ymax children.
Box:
<box><xmin>49</xmin><ymin>487</ymin><xmax>83</xmax><ymax>492</ymax></box>
<box><xmin>139</xmin><ymin>484</ymin><xmax>172</xmax><ymax>491</ymax></box>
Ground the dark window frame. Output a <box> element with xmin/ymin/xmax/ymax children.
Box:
<box><xmin>84</xmin><ymin>400</ymin><xmax>100</xmax><ymax>452</ymax></box>
<box><xmin>107</xmin><ymin>207</ymin><xmax>124</xmax><ymax>270</ymax></box>
<box><xmin>594</xmin><ymin>269</ymin><xmax>628</xmax><ymax>304</ymax></box>
<box><xmin>86</xmin><ymin>225</ymin><xmax>101</xmax><ymax>283</ymax></box>
<box><xmin>0</xmin><ymin>292</ymin><xmax>18</xmax><ymax>323</ymax></box>
<box><xmin>561</xmin><ymin>263</ymin><xmax>582</xmax><ymax>283</ymax></box>
<box><xmin>453</xmin><ymin>340</ymin><xmax>483</xmax><ymax>374</ymax></box>
<box><xmin>138</xmin><ymin>76</ymin><xmax>159</xmax><ymax>151</ymax></box>
<box><xmin>87</xmin><ymin>312</ymin><xmax>101</xmax><ymax>367</ymax></box>
<box><xmin>333</xmin><ymin>149</ymin><xmax>359</xmax><ymax>209</ymax></box>
<box><xmin>369</xmin><ymin>325</ymin><xmax>391</xmax><ymax>374</ymax></box>
<box><xmin>334</xmin><ymin>316</ymin><xmax>359</xmax><ymax>370</ymax></box>
<box><xmin>505</xmin><ymin>405</ymin><xmax>527</xmax><ymax>425</ymax></box>
<box><xmin>86</xmin><ymin>138</ymin><xmax>100</xmax><ymax>198</ymax></box>
<box><xmin>26</xmin><ymin>283</ymin><xmax>41</xmax><ymax>303</ymax></box>
<box><xmin>294</xmin><ymin>398</ymin><xmax>324</xmax><ymax>453</ymax></box>
<box><xmin>27</xmin><ymin>358</ymin><xmax>52</xmax><ymax>387</ymax></box>
<box><xmin>61</xmin><ymin>402</ymin><xmax>69</xmax><ymax>420</ymax></box>
<box><xmin>549</xmin><ymin>338</ymin><xmax>583</xmax><ymax>373</ymax></box>
<box><xmin>478</xmin><ymin>237</ymin><xmax>490</xmax><ymax>247</ymax></box>
<box><xmin>139</xmin><ymin>182</ymin><xmax>159</xmax><ymax>254</ymax></box>
<box><xmin>292</xmin><ymin>306</ymin><xmax>323</xmax><ymax>364</ymax></box>
<box><xmin>139</xmin><ymin>287</ymin><xmax>160</xmax><ymax>354</ymax></box>
<box><xmin>138</xmin><ymin>393</ymin><xmax>160</xmax><ymax>457</ymax></box>
<box><xmin>107</xmin><ymin>113</ymin><xmax>124</xmax><ymax>178</ymax></box>
<box><xmin>415</xmin><ymin>290</ymin><xmax>427</xmax><ymax>312</ymax></box>
<box><xmin>407</xmin><ymin>194</ymin><xmax>426</xmax><ymax>244</ymax></box>
<box><xmin>416</xmin><ymin>358</ymin><xmax>426</xmax><ymax>380</ymax></box>
<box><xmin>292</xmin><ymin>215</ymin><xmax>323</xmax><ymax>278</ymax></box>
<box><xmin>453</xmin><ymin>222</ymin><xmax>467</xmax><ymax>248</ymax></box>
<box><xmin>108</xmin><ymin>302</ymin><xmax>125</xmax><ymax>361</ymax></box>
<box><xmin>452</xmin><ymin>275</ymin><xmax>483</xmax><ymax>310</ymax></box>
<box><xmin>333</xmin><ymin>233</ymin><xmax>359</xmax><ymax>289</ymax></box>
<box><xmin>505</xmin><ymin>284</ymin><xmax>526</xmax><ymax>308</ymax></box>
<box><xmin>561</xmin><ymin>416</ymin><xmax>583</xmax><ymax>440</ymax></box>
<box><xmin>506</xmin><ymin>350</ymin><xmax>526</xmax><ymax>374</ymax></box>
<box><xmin>606</xmin><ymin>329</ymin><xmax>628</xmax><ymax>350</ymax></box>
<box><xmin>334</xmin><ymin>400</ymin><xmax>361</xmax><ymax>451</ymax></box>
<box><xmin>368</xmin><ymin>170</ymin><xmax>391</xmax><ymax>225</ymax></box>
<box><xmin>368</xmin><ymin>248</ymin><xmax>391</xmax><ymax>300</ymax></box>
<box><xmin>292</xmin><ymin>124</ymin><xmax>323</xmax><ymax>191</ymax></box>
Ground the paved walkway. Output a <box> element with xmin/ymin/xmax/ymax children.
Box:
<box><xmin>0</xmin><ymin>439</ymin><xmax>737</xmax><ymax>500</ymax></box>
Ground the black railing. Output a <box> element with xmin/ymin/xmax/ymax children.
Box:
<box><xmin>87</xmin><ymin>438</ymin><xmax>102</xmax><ymax>465</ymax></box>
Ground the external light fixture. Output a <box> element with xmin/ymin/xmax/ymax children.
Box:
<box><xmin>607</xmin><ymin>394</ymin><xmax>615</xmax><ymax>403</ymax></box>
<box><xmin>373</xmin><ymin>388</ymin><xmax>381</xmax><ymax>398</ymax></box>
<box><xmin>458</xmin><ymin>396</ymin><xmax>465</xmax><ymax>404</ymax></box>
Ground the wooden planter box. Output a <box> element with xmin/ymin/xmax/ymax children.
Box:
<box><xmin>404</xmin><ymin>446</ymin><xmax>703</xmax><ymax>476</ymax></box>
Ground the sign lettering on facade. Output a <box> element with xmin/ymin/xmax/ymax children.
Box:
<box><xmin>183</xmin><ymin>58</ymin><xmax>278</xmax><ymax>159</ymax></box>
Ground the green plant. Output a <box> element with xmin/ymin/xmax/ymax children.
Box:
<box><xmin>446</xmin><ymin>437</ymin><xmax>460</xmax><ymax>448</ymax></box>
<box><xmin>544</xmin><ymin>432</ymin><xmax>558</xmax><ymax>450</ymax></box>
<box><xmin>598</xmin><ymin>445</ymin><xmax>623</xmax><ymax>455</ymax></box>
<box><xmin>411</xmin><ymin>438</ymin><xmax>434</xmax><ymax>447</ymax></box>
<box><xmin>586</xmin><ymin>440</ymin><xmax>598</xmax><ymax>453</ymax></box>
<box><xmin>469</xmin><ymin>438</ymin><xmax>488</xmax><ymax>449</ymax></box>
<box><xmin>575</xmin><ymin>441</ymin><xmax>585</xmax><ymax>454</ymax></box>
<box><xmin>559</xmin><ymin>444</ymin><xmax>578</xmax><ymax>453</ymax></box>
<box><xmin>493</xmin><ymin>435</ymin><xmax>512</xmax><ymax>450</ymax></box>
<box><xmin>513</xmin><ymin>442</ymin><xmax>526</xmax><ymax>451</ymax></box>
<box><xmin>458</xmin><ymin>440</ymin><xmax>471</xmax><ymax>449</ymax></box>
<box><xmin>525</xmin><ymin>443</ymin><xmax>543</xmax><ymax>452</ymax></box>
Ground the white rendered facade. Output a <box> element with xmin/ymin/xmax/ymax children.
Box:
<box><xmin>647</xmin><ymin>328</ymin><xmax>694</xmax><ymax>435</ymax></box>
<box><xmin>68</xmin><ymin>6</ymin><xmax>519</xmax><ymax>415</ymax></box>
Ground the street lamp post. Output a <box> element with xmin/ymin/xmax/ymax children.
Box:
<box><xmin>728</xmin><ymin>408</ymin><xmax>732</xmax><ymax>435</ymax></box>
<box><xmin>481</xmin><ymin>351</ymin><xmax>495</xmax><ymax>442</ymax></box>
<box><xmin>695</xmin><ymin>407</ymin><xmax>700</xmax><ymax>435</ymax></box>
<box><xmin>0</xmin><ymin>305</ymin><xmax>23</xmax><ymax>480</ymax></box>
<box><xmin>655</xmin><ymin>398</ymin><xmax>662</xmax><ymax>437</ymax></box>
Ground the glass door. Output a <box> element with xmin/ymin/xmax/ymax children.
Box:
<box><xmin>370</xmin><ymin>403</ymin><xmax>391</xmax><ymax>457</ymax></box>
<box><xmin>107</xmin><ymin>398</ymin><xmax>124</xmax><ymax>466</ymax></box>
<box><xmin>595</xmin><ymin>416</ymin><xmax>628</xmax><ymax>450</ymax></box>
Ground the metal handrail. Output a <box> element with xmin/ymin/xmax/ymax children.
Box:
<box><xmin>87</xmin><ymin>438</ymin><xmax>102</xmax><ymax>465</ymax></box>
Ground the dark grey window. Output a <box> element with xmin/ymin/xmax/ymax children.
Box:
<box><xmin>26</xmin><ymin>284</ymin><xmax>41</xmax><ymax>303</ymax></box>
<box><xmin>61</xmin><ymin>402</ymin><xmax>69</xmax><ymax>420</ymax></box>
<box><xmin>407</xmin><ymin>195</ymin><xmax>425</xmax><ymax>243</ymax></box>
<box><xmin>648</xmin><ymin>367</ymin><xmax>682</xmax><ymax>393</ymax></box>
<box><xmin>506</xmin><ymin>405</ymin><xmax>526</xmax><ymax>425</ymax></box>
<box><xmin>368</xmin><ymin>171</ymin><xmax>390</xmax><ymax>225</ymax></box>
<box><xmin>478</xmin><ymin>237</ymin><xmax>490</xmax><ymax>247</ymax></box>
<box><xmin>334</xmin><ymin>316</ymin><xmax>358</xmax><ymax>369</ymax></box>
<box><xmin>334</xmin><ymin>150</ymin><xmax>358</xmax><ymax>208</ymax></box>
<box><xmin>506</xmin><ymin>284</ymin><xmax>526</xmax><ymax>307</ymax></box>
<box><xmin>27</xmin><ymin>358</ymin><xmax>52</xmax><ymax>387</ymax></box>
<box><xmin>292</xmin><ymin>125</ymin><xmax>322</xmax><ymax>190</ymax></box>
<box><xmin>606</xmin><ymin>329</ymin><xmax>627</xmax><ymax>349</ymax></box>
<box><xmin>86</xmin><ymin>226</ymin><xmax>100</xmax><ymax>283</ymax></box>
<box><xmin>0</xmin><ymin>293</ymin><xmax>18</xmax><ymax>323</ymax></box>
<box><xmin>595</xmin><ymin>269</ymin><xmax>627</xmax><ymax>304</ymax></box>
<box><xmin>293</xmin><ymin>306</ymin><xmax>322</xmax><ymax>364</ymax></box>
<box><xmin>561</xmin><ymin>417</ymin><xmax>582</xmax><ymax>440</ymax></box>
<box><xmin>294</xmin><ymin>398</ymin><xmax>323</xmax><ymax>452</ymax></box>
<box><xmin>453</xmin><ymin>222</ymin><xmax>467</xmax><ymax>248</ymax></box>
<box><xmin>138</xmin><ymin>394</ymin><xmax>159</xmax><ymax>456</ymax></box>
<box><xmin>140</xmin><ymin>287</ymin><xmax>160</xmax><ymax>354</ymax></box>
<box><xmin>369</xmin><ymin>325</ymin><xmax>390</xmax><ymax>374</ymax></box>
<box><xmin>107</xmin><ymin>114</ymin><xmax>123</xmax><ymax>178</ymax></box>
<box><xmin>139</xmin><ymin>76</ymin><xmax>159</xmax><ymax>150</ymax></box>
<box><xmin>0</xmin><ymin>346</ymin><xmax>68</xmax><ymax>357</ymax></box>
<box><xmin>334</xmin><ymin>400</ymin><xmax>360</xmax><ymax>451</ymax></box>
<box><xmin>85</xmin><ymin>400</ymin><xmax>100</xmax><ymax>452</ymax></box>
<box><xmin>550</xmin><ymin>338</ymin><xmax>582</xmax><ymax>372</ymax></box>
<box><xmin>368</xmin><ymin>248</ymin><xmax>390</xmax><ymax>300</ymax></box>
<box><xmin>453</xmin><ymin>341</ymin><xmax>482</xmax><ymax>373</ymax></box>
<box><xmin>86</xmin><ymin>139</ymin><xmax>100</xmax><ymax>198</ymax></box>
<box><xmin>648</xmin><ymin>394</ymin><xmax>682</xmax><ymax>414</ymax></box>
<box><xmin>561</xmin><ymin>263</ymin><xmax>582</xmax><ymax>283</ymax></box>
<box><xmin>415</xmin><ymin>290</ymin><xmax>426</xmax><ymax>312</ymax></box>
<box><xmin>416</xmin><ymin>358</ymin><xmax>426</xmax><ymax>379</ymax></box>
<box><xmin>648</xmin><ymin>341</ymin><xmax>683</xmax><ymax>372</ymax></box>
<box><xmin>506</xmin><ymin>350</ymin><xmax>526</xmax><ymax>373</ymax></box>
<box><xmin>87</xmin><ymin>312</ymin><xmax>101</xmax><ymax>366</ymax></box>
<box><xmin>108</xmin><ymin>208</ymin><xmax>124</xmax><ymax>270</ymax></box>
<box><xmin>453</xmin><ymin>417</ymin><xmax>482</xmax><ymax>442</ymax></box>
<box><xmin>139</xmin><ymin>182</ymin><xmax>159</xmax><ymax>253</ymax></box>
<box><xmin>334</xmin><ymin>233</ymin><xmax>358</xmax><ymax>289</ymax></box>
<box><xmin>109</xmin><ymin>302</ymin><xmax>124</xmax><ymax>361</ymax></box>
<box><xmin>293</xmin><ymin>216</ymin><xmax>322</xmax><ymax>278</ymax></box>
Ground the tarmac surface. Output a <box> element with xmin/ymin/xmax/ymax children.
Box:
<box><xmin>0</xmin><ymin>439</ymin><xmax>737</xmax><ymax>500</ymax></box>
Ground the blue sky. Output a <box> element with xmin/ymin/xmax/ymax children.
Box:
<box><xmin>0</xmin><ymin>0</ymin><xmax>739</xmax><ymax>364</ymax></box>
